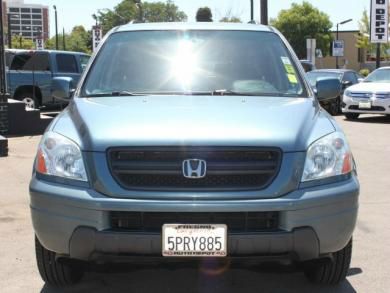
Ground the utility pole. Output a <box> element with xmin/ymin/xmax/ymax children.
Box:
<box><xmin>260</xmin><ymin>0</ymin><xmax>268</xmax><ymax>25</ymax></box>
<box><xmin>53</xmin><ymin>5</ymin><xmax>59</xmax><ymax>50</ymax></box>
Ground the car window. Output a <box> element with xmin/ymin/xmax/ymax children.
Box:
<box><xmin>306</xmin><ymin>72</ymin><xmax>342</xmax><ymax>87</ymax></box>
<box><xmin>82</xmin><ymin>30</ymin><xmax>305</xmax><ymax>97</ymax></box>
<box><xmin>364</xmin><ymin>69</ymin><xmax>390</xmax><ymax>83</ymax></box>
<box><xmin>79</xmin><ymin>55</ymin><xmax>90</xmax><ymax>72</ymax></box>
<box><xmin>56</xmin><ymin>54</ymin><xmax>79</xmax><ymax>73</ymax></box>
<box><xmin>343</xmin><ymin>72</ymin><xmax>357</xmax><ymax>84</ymax></box>
<box><xmin>10</xmin><ymin>52</ymin><xmax>50</xmax><ymax>71</ymax></box>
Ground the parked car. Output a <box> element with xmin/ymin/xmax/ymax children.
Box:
<box><xmin>6</xmin><ymin>49</ymin><xmax>90</xmax><ymax>109</ymax></box>
<box><xmin>300</xmin><ymin>60</ymin><xmax>316</xmax><ymax>72</ymax></box>
<box><xmin>307</xmin><ymin>69</ymin><xmax>362</xmax><ymax>115</ymax></box>
<box><xmin>342</xmin><ymin>67</ymin><xmax>390</xmax><ymax>119</ymax></box>
<box><xmin>30</xmin><ymin>23</ymin><xmax>359</xmax><ymax>287</ymax></box>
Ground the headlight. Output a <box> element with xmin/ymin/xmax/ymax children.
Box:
<box><xmin>35</xmin><ymin>132</ymin><xmax>88</xmax><ymax>181</ymax></box>
<box><xmin>302</xmin><ymin>132</ymin><xmax>353</xmax><ymax>182</ymax></box>
<box><xmin>344</xmin><ymin>90</ymin><xmax>352</xmax><ymax>97</ymax></box>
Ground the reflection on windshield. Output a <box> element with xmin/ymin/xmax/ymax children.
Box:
<box><xmin>365</xmin><ymin>69</ymin><xmax>390</xmax><ymax>83</ymax></box>
<box><xmin>82</xmin><ymin>30</ymin><xmax>305</xmax><ymax>97</ymax></box>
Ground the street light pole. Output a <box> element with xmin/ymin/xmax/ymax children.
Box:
<box><xmin>336</xmin><ymin>23</ymin><xmax>339</xmax><ymax>69</ymax></box>
<box><xmin>63</xmin><ymin>28</ymin><xmax>66</xmax><ymax>51</ymax></box>
<box><xmin>53</xmin><ymin>5</ymin><xmax>59</xmax><ymax>50</ymax></box>
<box><xmin>335</xmin><ymin>18</ymin><xmax>352</xmax><ymax>69</ymax></box>
<box><xmin>7</xmin><ymin>13</ymin><xmax>11</xmax><ymax>48</ymax></box>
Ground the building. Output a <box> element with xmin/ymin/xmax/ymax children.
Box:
<box><xmin>316</xmin><ymin>31</ymin><xmax>362</xmax><ymax>72</ymax></box>
<box><xmin>5</xmin><ymin>0</ymin><xmax>49</xmax><ymax>42</ymax></box>
<box><xmin>315</xmin><ymin>30</ymin><xmax>390</xmax><ymax>73</ymax></box>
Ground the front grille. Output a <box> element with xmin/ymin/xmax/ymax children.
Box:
<box><xmin>108</xmin><ymin>147</ymin><xmax>281</xmax><ymax>191</ymax></box>
<box><xmin>349</xmin><ymin>105</ymin><xmax>385</xmax><ymax>111</ymax></box>
<box><xmin>348</xmin><ymin>92</ymin><xmax>372</xmax><ymax>99</ymax></box>
<box><xmin>110</xmin><ymin>212</ymin><xmax>280</xmax><ymax>233</ymax></box>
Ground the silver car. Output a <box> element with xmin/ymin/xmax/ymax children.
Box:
<box><xmin>342</xmin><ymin>67</ymin><xmax>390</xmax><ymax>119</ymax></box>
<box><xmin>30</xmin><ymin>23</ymin><xmax>359</xmax><ymax>287</ymax></box>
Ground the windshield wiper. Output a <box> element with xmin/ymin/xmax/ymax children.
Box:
<box><xmin>84</xmin><ymin>91</ymin><xmax>145</xmax><ymax>97</ymax></box>
<box><xmin>211</xmin><ymin>89</ymin><xmax>253</xmax><ymax>96</ymax></box>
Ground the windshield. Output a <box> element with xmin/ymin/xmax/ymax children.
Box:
<box><xmin>365</xmin><ymin>69</ymin><xmax>390</xmax><ymax>83</ymax></box>
<box><xmin>306</xmin><ymin>72</ymin><xmax>342</xmax><ymax>87</ymax></box>
<box><xmin>81</xmin><ymin>30</ymin><xmax>305</xmax><ymax>97</ymax></box>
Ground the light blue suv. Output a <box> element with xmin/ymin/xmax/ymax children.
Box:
<box><xmin>30</xmin><ymin>23</ymin><xmax>359</xmax><ymax>287</ymax></box>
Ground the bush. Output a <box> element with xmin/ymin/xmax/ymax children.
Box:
<box><xmin>359</xmin><ymin>68</ymin><xmax>370</xmax><ymax>77</ymax></box>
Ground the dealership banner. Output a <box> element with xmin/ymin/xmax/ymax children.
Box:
<box><xmin>332</xmin><ymin>40</ymin><xmax>344</xmax><ymax>57</ymax></box>
<box><xmin>370</xmin><ymin>0</ymin><xmax>389</xmax><ymax>43</ymax></box>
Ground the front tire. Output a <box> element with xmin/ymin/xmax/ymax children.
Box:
<box><xmin>35</xmin><ymin>236</ymin><xmax>84</xmax><ymax>287</ymax></box>
<box><xmin>345</xmin><ymin>113</ymin><xmax>360</xmax><ymax>120</ymax></box>
<box><xmin>304</xmin><ymin>239</ymin><xmax>352</xmax><ymax>285</ymax></box>
<box><xmin>328</xmin><ymin>98</ymin><xmax>340</xmax><ymax>116</ymax></box>
<box><xmin>16</xmin><ymin>92</ymin><xmax>39</xmax><ymax>110</ymax></box>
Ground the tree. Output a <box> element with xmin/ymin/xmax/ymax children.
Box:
<box><xmin>196</xmin><ymin>7</ymin><xmax>213</xmax><ymax>22</ymax></box>
<box><xmin>11</xmin><ymin>35</ymin><xmax>35</xmax><ymax>49</ymax></box>
<box><xmin>220</xmin><ymin>16</ymin><xmax>242</xmax><ymax>23</ymax></box>
<box><xmin>270</xmin><ymin>1</ymin><xmax>332</xmax><ymax>59</ymax></box>
<box><xmin>98</xmin><ymin>0</ymin><xmax>187</xmax><ymax>33</ymax></box>
<box><xmin>45</xmin><ymin>25</ymin><xmax>92</xmax><ymax>54</ymax></box>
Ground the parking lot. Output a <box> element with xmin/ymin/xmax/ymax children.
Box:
<box><xmin>0</xmin><ymin>114</ymin><xmax>389</xmax><ymax>293</ymax></box>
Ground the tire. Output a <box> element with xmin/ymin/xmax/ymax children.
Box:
<box><xmin>35</xmin><ymin>236</ymin><xmax>84</xmax><ymax>287</ymax></box>
<box><xmin>17</xmin><ymin>93</ymin><xmax>39</xmax><ymax>110</ymax></box>
<box><xmin>304</xmin><ymin>239</ymin><xmax>352</xmax><ymax>285</ymax></box>
<box><xmin>344</xmin><ymin>113</ymin><xmax>360</xmax><ymax>120</ymax></box>
<box><xmin>327</xmin><ymin>98</ymin><xmax>340</xmax><ymax>116</ymax></box>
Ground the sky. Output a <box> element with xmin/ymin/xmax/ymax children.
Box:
<box><xmin>23</xmin><ymin>0</ymin><xmax>371</xmax><ymax>37</ymax></box>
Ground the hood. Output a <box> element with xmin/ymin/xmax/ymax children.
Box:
<box><xmin>53</xmin><ymin>95</ymin><xmax>335</xmax><ymax>152</ymax></box>
<box><xmin>347</xmin><ymin>82</ymin><xmax>390</xmax><ymax>93</ymax></box>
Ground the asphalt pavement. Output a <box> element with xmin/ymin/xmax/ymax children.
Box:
<box><xmin>0</xmin><ymin>115</ymin><xmax>389</xmax><ymax>293</ymax></box>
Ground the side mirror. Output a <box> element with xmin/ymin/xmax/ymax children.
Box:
<box><xmin>358</xmin><ymin>78</ymin><xmax>365</xmax><ymax>83</ymax></box>
<box><xmin>316</xmin><ymin>78</ymin><xmax>341</xmax><ymax>101</ymax></box>
<box><xmin>342</xmin><ymin>80</ymin><xmax>353</xmax><ymax>88</ymax></box>
<box><xmin>52</xmin><ymin>77</ymin><xmax>75</xmax><ymax>101</ymax></box>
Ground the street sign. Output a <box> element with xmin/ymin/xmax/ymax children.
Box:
<box><xmin>332</xmin><ymin>40</ymin><xmax>344</xmax><ymax>57</ymax></box>
<box><xmin>370</xmin><ymin>0</ymin><xmax>389</xmax><ymax>43</ymax></box>
<box><xmin>35</xmin><ymin>39</ymin><xmax>44</xmax><ymax>50</ymax></box>
<box><xmin>92</xmin><ymin>26</ymin><xmax>103</xmax><ymax>52</ymax></box>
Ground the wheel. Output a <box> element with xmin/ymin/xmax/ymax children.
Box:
<box><xmin>344</xmin><ymin>113</ymin><xmax>360</xmax><ymax>120</ymax></box>
<box><xmin>327</xmin><ymin>98</ymin><xmax>340</xmax><ymax>116</ymax></box>
<box><xmin>303</xmin><ymin>239</ymin><xmax>352</xmax><ymax>285</ymax></box>
<box><xmin>35</xmin><ymin>236</ymin><xmax>84</xmax><ymax>287</ymax></box>
<box><xmin>17</xmin><ymin>93</ymin><xmax>39</xmax><ymax>110</ymax></box>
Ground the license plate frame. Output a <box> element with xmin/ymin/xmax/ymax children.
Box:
<box><xmin>162</xmin><ymin>224</ymin><xmax>227</xmax><ymax>257</ymax></box>
<box><xmin>358</xmin><ymin>101</ymin><xmax>372</xmax><ymax>109</ymax></box>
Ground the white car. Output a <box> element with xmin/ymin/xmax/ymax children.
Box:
<box><xmin>342</xmin><ymin>67</ymin><xmax>390</xmax><ymax>120</ymax></box>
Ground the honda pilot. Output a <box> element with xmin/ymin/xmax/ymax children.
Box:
<box><xmin>30</xmin><ymin>23</ymin><xmax>359</xmax><ymax>287</ymax></box>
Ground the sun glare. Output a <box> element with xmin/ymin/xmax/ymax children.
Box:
<box><xmin>170</xmin><ymin>40</ymin><xmax>199</xmax><ymax>90</ymax></box>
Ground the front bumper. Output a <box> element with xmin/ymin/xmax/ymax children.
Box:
<box><xmin>30</xmin><ymin>175</ymin><xmax>359</xmax><ymax>262</ymax></box>
<box><xmin>342</xmin><ymin>95</ymin><xmax>390</xmax><ymax>114</ymax></box>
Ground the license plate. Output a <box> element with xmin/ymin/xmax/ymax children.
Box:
<box><xmin>162</xmin><ymin>224</ymin><xmax>227</xmax><ymax>257</ymax></box>
<box><xmin>359</xmin><ymin>101</ymin><xmax>372</xmax><ymax>109</ymax></box>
